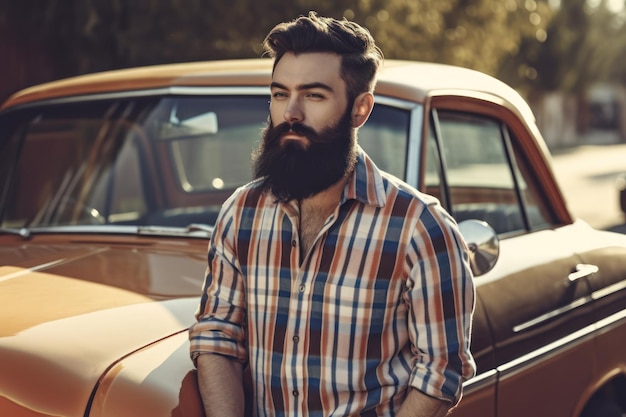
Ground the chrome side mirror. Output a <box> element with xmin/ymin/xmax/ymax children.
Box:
<box><xmin>458</xmin><ymin>219</ymin><xmax>499</xmax><ymax>276</ymax></box>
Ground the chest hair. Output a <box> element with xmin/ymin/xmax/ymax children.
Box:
<box><xmin>298</xmin><ymin>202</ymin><xmax>332</xmax><ymax>258</ymax></box>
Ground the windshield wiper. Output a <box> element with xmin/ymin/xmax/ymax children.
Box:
<box><xmin>186</xmin><ymin>223</ymin><xmax>214</xmax><ymax>234</ymax></box>
<box><xmin>0</xmin><ymin>227</ymin><xmax>32</xmax><ymax>239</ymax></box>
<box><xmin>137</xmin><ymin>223</ymin><xmax>213</xmax><ymax>237</ymax></box>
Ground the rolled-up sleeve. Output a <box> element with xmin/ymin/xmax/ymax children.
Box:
<box><xmin>189</xmin><ymin>209</ymin><xmax>248</xmax><ymax>365</ymax></box>
<box><xmin>405</xmin><ymin>201</ymin><xmax>476</xmax><ymax>405</ymax></box>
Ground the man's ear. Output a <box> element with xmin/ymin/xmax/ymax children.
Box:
<box><xmin>351</xmin><ymin>92</ymin><xmax>375</xmax><ymax>128</ymax></box>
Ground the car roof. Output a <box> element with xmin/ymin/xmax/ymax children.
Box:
<box><xmin>1</xmin><ymin>58</ymin><xmax>535</xmax><ymax>121</ymax></box>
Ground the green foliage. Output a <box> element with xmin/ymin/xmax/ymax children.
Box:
<box><xmin>356</xmin><ymin>0</ymin><xmax>552</xmax><ymax>76</ymax></box>
<box><xmin>595</xmin><ymin>1</ymin><xmax>626</xmax><ymax>84</ymax></box>
<box><xmin>499</xmin><ymin>0</ymin><xmax>626</xmax><ymax>93</ymax></box>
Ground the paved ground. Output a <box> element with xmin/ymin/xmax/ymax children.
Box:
<box><xmin>550</xmin><ymin>132</ymin><xmax>626</xmax><ymax>234</ymax></box>
<box><xmin>607</xmin><ymin>223</ymin><xmax>626</xmax><ymax>233</ymax></box>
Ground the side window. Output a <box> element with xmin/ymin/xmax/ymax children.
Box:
<box><xmin>359</xmin><ymin>104</ymin><xmax>410</xmax><ymax>180</ymax></box>
<box><xmin>426</xmin><ymin>109</ymin><xmax>549</xmax><ymax>235</ymax></box>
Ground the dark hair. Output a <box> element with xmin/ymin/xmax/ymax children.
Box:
<box><xmin>263</xmin><ymin>12</ymin><xmax>383</xmax><ymax>100</ymax></box>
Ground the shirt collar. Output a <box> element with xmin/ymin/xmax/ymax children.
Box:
<box><xmin>342</xmin><ymin>146</ymin><xmax>386</xmax><ymax>208</ymax></box>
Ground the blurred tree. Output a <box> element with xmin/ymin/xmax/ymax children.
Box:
<box><xmin>499</xmin><ymin>0</ymin><xmax>626</xmax><ymax>92</ymax></box>
<box><xmin>39</xmin><ymin>0</ymin><xmax>366</xmax><ymax>73</ymax></box>
<box><xmin>356</xmin><ymin>0</ymin><xmax>551</xmax><ymax>75</ymax></box>
<box><xmin>0</xmin><ymin>0</ymin><xmax>69</xmax><ymax>100</ymax></box>
<box><xmin>496</xmin><ymin>0</ymin><xmax>626</xmax><ymax>136</ymax></box>
<box><xmin>1</xmin><ymin>0</ymin><xmax>552</xmax><ymax>78</ymax></box>
<box><xmin>499</xmin><ymin>0</ymin><xmax>590</xmax><ymax>92</ymax></box>
<box><xmin>0</xmin><ymin>0</ymin><xmax>623</xmax><ymax>107</ymax></box>
<box><xmin>598</xmin><ymin>0</ymin><xmax>626</xmax><ymax>84</ymax></box>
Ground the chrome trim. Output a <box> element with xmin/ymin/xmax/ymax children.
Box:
<box><xmin>462</xmin><ymin>369</ymin><xmax>497</xmax><ymax>393</ymax></box>
<box><xmin>596</xmin><ymin>305</ymin><xmax>626</xmax><ymax>334</ymax></box>
<box><xmin>405</xmin><ymin>105</ymin><xmax>424</xmax><ymax>188</ymax></box>
<box><xmin>12</xmin><ymin>225</ymin><xmax>212</xmax><ymax>239</ymax></box>
<box><xmin>167</xmin><ymin>86</ymin><xmax>270</xmax><ymax>96</ymax></box>
<box><xmin>137</xmin><ymin>225</ymin><xmax>213</xmax><ymax>237</ymax></box>
<box><xmin>591</xmin><ymin>279</ymin><xmax>626</xmax><ymax>301</ymax></box>
<box><xmin>25</xmin><ymin>225</ymin><xmax>140</xmax><ymax>234</ymax></box>
<box><xmin>4</xmin><ymin>86</ymin><xmax>419</xmax><ymax>113</ymax></box>
<box><xmin>513</xmin><ymin>294</ymin><xmax>594</xmax><ymax>333</ymax></box>
<box><xmin>2</xmin><ymin>88</ymin><xmax>170</xmax><ymax>111</ymax></box>
<box><xmin>367</xmin><ymin>95</ymin><xmax>421</xmax><ymax>187</ymax></box>
<box><xmin>499</xmin><ymin>309</ymin><xmax>626</xmax><ymax>380</ymax></box>
<box><xmin>374</xmin><ymin>95</ymin><xmax>421</xmax><ymax>111</ymax></box>
<box><xmin>513</xmin><ymin>277</ymin><xmax>626</xmax><ymax>333</ymax></box>
<box><xmin>1</xmin><ymin>86</ymin><xmax>272</xmax><ymax>112</ymax></box>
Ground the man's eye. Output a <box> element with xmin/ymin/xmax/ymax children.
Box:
<box><xmin>272</xmin><ymin>92</ymin><xmax>287</xmax><ymax>99</ymax></box>
<box><xmin>307</xmin><ymin>93</ymin><xmax>325</xmax><ymax>99</ymax></box>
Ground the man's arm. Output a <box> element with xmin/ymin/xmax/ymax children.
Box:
<box><xmin>403</xmin><ymin>202</ymin><xmax>476</xmax><ymax>408</ymax></box>
<box><xmin>396</xmin><ymin>388</ymin><xmax>451</xmax><ymax>417</ymax></box>
<box><xmin>196</xmin><ymin>354</ymin><xmax>245</xmax><ymax>417</ymax></box>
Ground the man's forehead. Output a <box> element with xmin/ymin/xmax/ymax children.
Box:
<box><xmin>272</xmin><ymin>52</ymin><xmax>343</xmax><ymax>88</ymax></box>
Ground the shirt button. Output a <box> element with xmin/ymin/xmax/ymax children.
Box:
<box><xmin>293</xmin><ymin>335</ymin><xmax>299</xmax><ymax>343</ymax></box>
<box><xmin>291</xmin><ymin>240</ymin><xmax>297</xmax><ymax>247</ymax></box>
<box><xmin>292</xmin><ymin>389</ymin><xmax>299</xmax><ymax>397</ymax></box>
<box><xmin>299</xmin><ymin>285</ymin><xmax>305</xmax><ymax>292</ymax></box>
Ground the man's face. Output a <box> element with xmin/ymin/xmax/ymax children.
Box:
<box><xmin>252</xmin><ymin>52</ymin><xmax>357</xmax><ymax>202</ymax></box>
<box><xmin>268</xmin><ymin>52</ymin><xmax>350</xmax><ymax>148</ymax></box>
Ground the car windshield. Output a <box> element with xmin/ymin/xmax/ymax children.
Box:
<box><xmin>0</xmin><ymin>94</ymin><xmax>411</xmax><ymax>233</ymax></box>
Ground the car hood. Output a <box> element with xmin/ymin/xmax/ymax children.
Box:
<box><xmin>0</xmin><ymin>235</ymin><xmax>208</xmax><ymax>298</ymax></box>
<box><xmin>0</xmin><ymin>236</ymin><xmax>206</xmax><ymax>417</ymax></box>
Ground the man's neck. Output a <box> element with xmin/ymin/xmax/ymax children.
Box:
<box><xmin>300</xmin><ymin>175</ymin><xmax>348</xmax><ymax>213</ymax></box>
<box><xmin>297</xmin><ymin>176</ymin><xmax>349</xmax><ymax>258</ymax></box>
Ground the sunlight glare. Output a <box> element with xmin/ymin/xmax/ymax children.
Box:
<box><xmin>587</xmin><ymin>0</ymin><xmax>625</xmax><ymax>12</ymax></box>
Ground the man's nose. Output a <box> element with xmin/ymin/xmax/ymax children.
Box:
<box><xmin>284</xmin><ymin>97</ymin><xmax>303</xmax><ymax>123</ymax></box>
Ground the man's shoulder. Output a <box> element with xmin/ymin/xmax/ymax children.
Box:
<box><xmin>378</xmin><ymin>170</ymin><xmax>439</xmax><ymax>206</ymax></box>
<box><xmin>226</xmin><ymin>179</ymin><xmax>266</xmax><ymax>204</ymax></box>
<box><xmin>216</xmin><ymin>179</ymin><xmax>271</xmax><ymax>221</ymax></box>
<box><xmin>354</xmin><ymin>148</ymin><xmax>440</xmax><ymax>209</ymax></box>
<box><xmin>376</xmin><ymin>171</ymin><xmax>457</xmax><ymax>234</ymax></box>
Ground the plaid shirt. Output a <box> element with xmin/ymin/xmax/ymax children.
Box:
<box><xmin>189</xmin><ymin>148</ymin><xmax>476</xmax><ymax>417</ymax></box>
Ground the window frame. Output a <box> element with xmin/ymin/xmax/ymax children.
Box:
<box><xmin>422</xmin><ymin>95</ymin><xmax>567</xmax><ymax>234</ymax></box>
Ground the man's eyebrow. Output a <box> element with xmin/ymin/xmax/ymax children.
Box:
<box><xmin>270</xmin><ymin>81</ymin><xmax>334</xmax><ymax>92</ymax></box>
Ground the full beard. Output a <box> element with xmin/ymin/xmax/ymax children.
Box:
<box><xmin>252</xmin><ymin>107</ymin><xmax>357</xmax><ymax>202</ymax></box>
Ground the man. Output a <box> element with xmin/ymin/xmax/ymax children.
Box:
<box><xmin>189</xmin><ymin>12</ymin><xmax>476</xmax><ymax>417</ymax></box>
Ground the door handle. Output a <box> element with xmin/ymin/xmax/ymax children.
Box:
<box><xmin>567</xmin><ymin>263</ymin><xmax>599</xmax><ymax>283</ymax></box>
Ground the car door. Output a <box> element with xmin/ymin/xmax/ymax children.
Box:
<box><xmin>423</xmin><ymin>99</ymin><xmax>598</xmax><ymax>417</ymax></box>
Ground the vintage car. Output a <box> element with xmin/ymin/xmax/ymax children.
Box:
<box><xmin>0</xmin><ymin>58</ymin><xmax>624</xmax><ymax>417</ymax></box>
